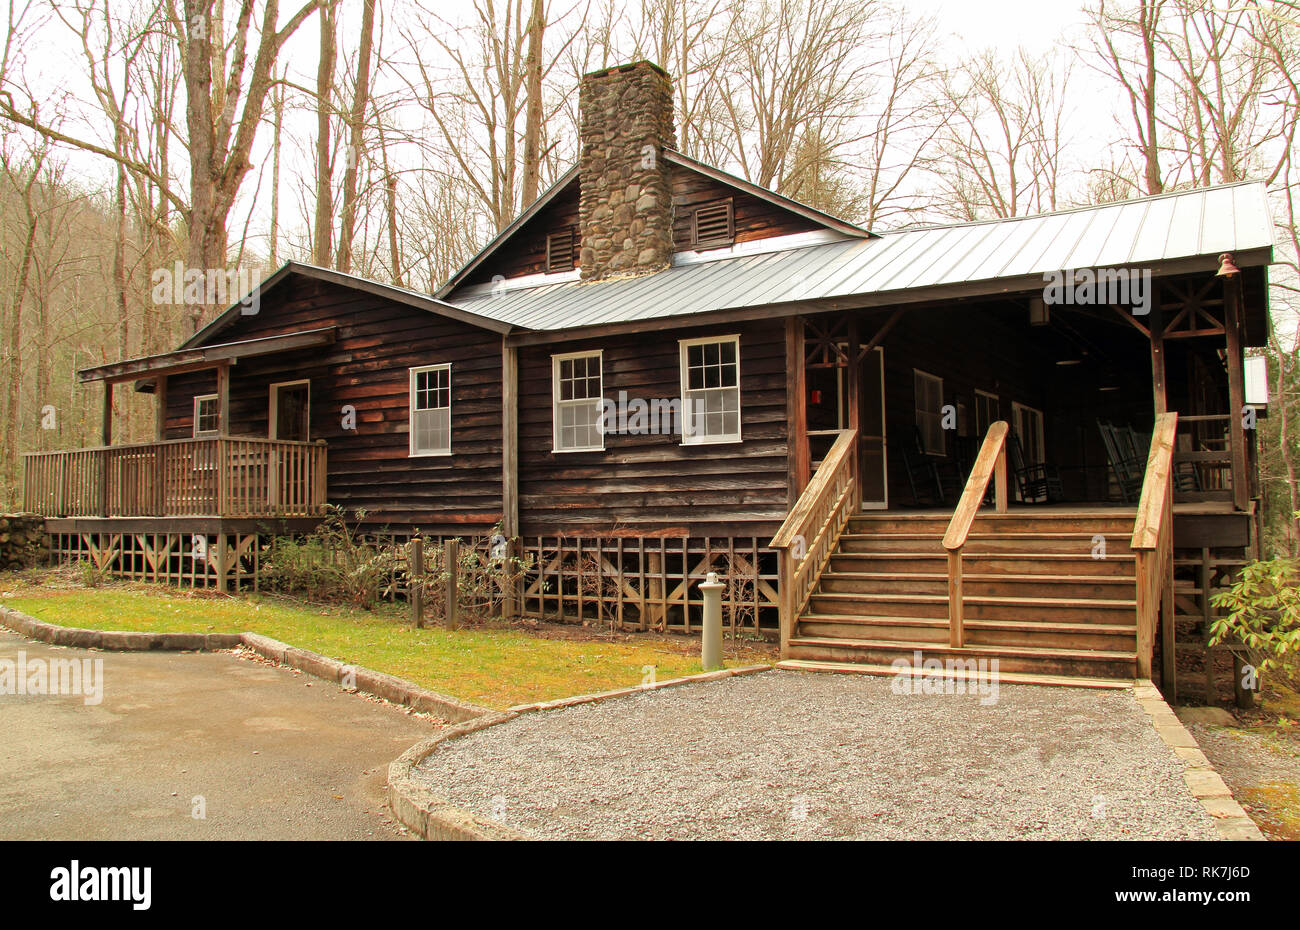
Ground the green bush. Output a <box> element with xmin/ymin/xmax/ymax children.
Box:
<box><xmin>1210</xmin><ymin>557</ymin><xmax>1300</xmax><ymax>677</ymax></box>
<box><xmin>260</xmin><ymin>507</ymin><xmax>397</xmax><ymax>609</ymax></box>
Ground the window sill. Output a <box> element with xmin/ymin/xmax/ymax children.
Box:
<box><xmin>409</xmin><ymin>451</ymin><xmax>452</xmax><ymax>458</ymax></box>
<box><xmin>680</xmin><ymin>437</ymin><xmax>743</xmax><ymax>447</ymax></box>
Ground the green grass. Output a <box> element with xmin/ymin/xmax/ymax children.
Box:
<box><xmin>0</xmin><ymin>573</ymin><xmax>771</xmax><ymax>709</ymax></box>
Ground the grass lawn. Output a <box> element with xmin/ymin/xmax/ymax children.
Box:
<box><xmin>0</xmin><ymin>570</ymin><xmax>773</xmax><ymax>710</ymax></box>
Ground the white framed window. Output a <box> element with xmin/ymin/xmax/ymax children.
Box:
<box><xmin>914</xmin><ymin>369</ymin><xmax>945</xmax><ymax>455</ymax></box>
<box><xmin>409</xmin><ymin>364</ymin><xmax>451</xmax><ymax>456</ymax></box>
<box><xmin>193</xmin><ymin>394</ymin><xmax>220</xmax><ymax>437</ymax></box>
<box><xmin>552</xmin><ymin>350</ymin><xmax>604</xmax><ymax>452</ymax></box>
<box><xmin>680</xmin><ymin>335</ymin><xmax>741</xmax><ymax>445</ymax></box>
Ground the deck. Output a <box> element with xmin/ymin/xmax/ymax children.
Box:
<box><xmin>23</xmin><ymin>437</ymin><xmax>329</xmax><ymax>520</ymax></box>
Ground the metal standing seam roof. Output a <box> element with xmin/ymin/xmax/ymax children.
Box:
<box><xmin>446</xmin><ymin>181</ymin><xmax>1276</xmax><ymax>332</ymax></box>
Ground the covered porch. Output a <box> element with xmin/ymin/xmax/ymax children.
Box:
<box><xmin>784</xmin><ymin>259</ymin><xmax>1265</xmax><ymax>530</ymax></box>
<box><xmin>24</xmin><ymin>328</ymin><xmax>335</xmax><ymax>522</ymax></box>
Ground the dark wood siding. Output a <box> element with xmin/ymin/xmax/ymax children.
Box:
<box><xmin>671</xmin><ymin>170</ymin><xmax>821</xmax><ymax>249</ymax></box>
<box><xmin>162</xmin><ymin>276</ymin><xmax>504</xmax><ymax>532</ymax></box>
<box><xmin>516</xmin><ymin>319</ymin><xmax>790</xmax><ymax>537</ymax></box>
<box><xmin>464</xmin><ymin>165</ymin><xmax>828</xmax><ymax>286</ymax></box>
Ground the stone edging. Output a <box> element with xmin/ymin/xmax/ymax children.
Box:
<box><xmin>387</xmin><ymin>663</ymin><xmax>775</xmax><ymax>840</ymax></box>
<box><xmin>0</xmin><ymin>605</ymin><xmax>490</xmax><ymax>724</ymax></box>
<box><xmin>1132</xmin><ymin>679</ymin><xmax>1265</xmax><ymax>841</ymax></box>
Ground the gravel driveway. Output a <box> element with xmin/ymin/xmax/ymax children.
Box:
<box><xmin>414</xmin><ymin>670</ymin><xmax>1219</xmax><ymax>840</ymax></box>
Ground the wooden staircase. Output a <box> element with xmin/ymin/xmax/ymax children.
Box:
<box><xmin>771</xmin><ymin>416</ymin><xmax>1180</xmax><ymax>689</ymax></box>
<box><xmin>781</xmin><ymin>510</ymin><xmax>1141</xmax><ymax>683</ymax></box>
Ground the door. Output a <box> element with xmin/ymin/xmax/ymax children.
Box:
<box><xmin>268</xmin><ymin>381</ymin><xmax>310</xmax><ymax>510</ymax></box>
<box><xmin>270</xmin><ymin>381</ymin><xmax>310</xmax><ymax>441</ymax></box>
<box><xmin>859</xmin><ymin>347</ymin><xmax>887</xmax><ymax>509</ymax></box>
<box><xmin>804</xmin><ymin>346</ymin><xmax>887</xmax><ymax>509</ymax></box>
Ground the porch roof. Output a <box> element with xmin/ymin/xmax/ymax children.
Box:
<box><xmin>78</xmin><ymin>326</ymin><xmax>337</xmax><ymax>384</ymax></box>
<box><xmin>447</xmin><ymin>180</ymin><xmax>1275</xmax><ymax>338</ymax></box>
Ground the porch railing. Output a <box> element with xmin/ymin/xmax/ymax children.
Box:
<box><xmin>770</xmin><ymin>428</ymin><xmax>858</xmax><ymax>654</ymax></box>
<box><xmin>941</xmin><ymin>420</ymin><xmax>1009</xmax><ymax>648</ymax></box>
<box><xmin>24</xmin><ymin>436</ymin><xmax>328</xmax><ymax>519</ymax></box>
<box><xmin>1132</xmin><ymin>412</ymin><xmax>1178</xmax><ymax>680</ymax></box>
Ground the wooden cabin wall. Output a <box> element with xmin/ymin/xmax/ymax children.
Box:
<box><xmin>463</xmin><ymin>168</ymin><xmax>826</xmax><ymax>286</ymax></box>
<box><xmin>161</xmin><ymin>277</ymin><xmax>504</xmax><ymax>533</ymax></box>
<box><xmin>515</xmin><ymin>319</ymin><xmax>790</xmax><ymax>538</ymax></box>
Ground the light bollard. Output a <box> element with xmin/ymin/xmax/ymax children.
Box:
<box><xmin>699</xmin><ymin>571</ymin><xmax>724</xmax><ymax>671</ymax></box>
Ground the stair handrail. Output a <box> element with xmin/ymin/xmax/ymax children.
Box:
<box><xmin>1131</xmin><ymin>411</ymin><xmax>1179</xmax><ymax>680</ymax></box>
<box><xmin>770</xmin><ymin>428</ymin><xmax>859</xmax><ymax>656</ymax></box>
<box><xmin>941</xmin><ymin>420</ymin><xmax>1010</xmax><ymax>648</ymax></box>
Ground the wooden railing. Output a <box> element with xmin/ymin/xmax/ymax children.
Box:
<box><xmin>1132</xmin><ymin>412</ymin><xmax>1179</xmax><ymax>680</ymax></box>
<box><xmin>24</xmin><ymin>436</ymin><xmax>328</xmax><ymax>519</ymax></box>
<box><xmin>770</xmin><ymin>428</ymin><xmax>858</xmax><ymax>654</ymax></box>
<box><xmin>942</xmin><ymin>420</ymin><xmax>1009</xmax><ymax>648</ymax></box>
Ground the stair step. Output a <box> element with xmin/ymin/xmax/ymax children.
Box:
<box><xmin>827</xmin><ymin>552</ymin><xmax>1136</xmax><ymax>577</ymax></box>
<box><xmin>797</xmin><ymin>614</ymin><xmax>1137</xmax><ymax>650</ymax></box>
<box><xmin>818</xmin><ymin>571</ymin><xmax>1136</xmax><ymax>599</ymax></box>
<box><xmin>775</xmin><ymin>658</ymin><xmax>1133</xmax><ymax>690</ymax></box>
<box><xmin>785</xmin><ymin>636</ymin><xmax>1138</xmax><ymax>678</ymax></box>
<box><xmin>807</xmin><ymin>591</ymin><xmax>1137</xmax><ymax>623</ymax></box>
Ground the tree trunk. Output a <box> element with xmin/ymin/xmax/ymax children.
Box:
<box><xmin>313</xmin><ymin>0</ymin><xmax>338</xmax><ymax>267</ymax></box>
<box><xmin>337</xmin><ymin>0</ymin><xmax>376</xmax><ymax>273</ymax></box>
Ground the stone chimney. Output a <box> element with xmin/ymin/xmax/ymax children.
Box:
<box><xmin>578</xmin><ymin>61</ymin><xmax>676</xmax><ymax>280</ymax></box>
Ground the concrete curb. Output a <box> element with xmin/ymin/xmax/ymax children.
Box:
<box><xmin>387</xmin><ymin>713</ymin><xmax>535</xmax><ymax>841</ymax></box>
<box><xmin>507</xmin><ymin>662</ymin><xmax>771</xmax><ymax>713</ymax></box>
<box><xmin>1133</xmin><ymin>679</ymin><xmax>1266</xmax><ymax>841</ymax></box>
<box><xmin>0</xmin><ymin>605</ymin><xmax>491</xmax><ymax>724</ymax></box>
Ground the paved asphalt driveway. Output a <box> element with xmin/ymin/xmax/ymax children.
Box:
<box><xmin>0</xmin><ymin>629</ymin><xmax>435</xmax><ymax>840</ymax></box>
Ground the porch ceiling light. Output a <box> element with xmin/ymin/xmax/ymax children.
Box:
<box><xmin>1216</xmin><ymin>252</ymin><xmax>1240</xmax><ymax>277</ymax></box>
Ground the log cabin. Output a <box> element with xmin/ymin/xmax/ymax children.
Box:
<box><xmin>25</xmin><ymin>61</ymin><xmax>1276</xmax><ymax>696</ymax></box>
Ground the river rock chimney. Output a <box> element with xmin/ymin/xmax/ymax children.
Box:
<box><xmin>578</xmin><ymin>61</ymin><xmax>676</xmax><ymax>280</ymax></box>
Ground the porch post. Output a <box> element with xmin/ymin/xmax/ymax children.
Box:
<box><xmin>1223</xmin><ymin>277</ymin><xmax>1249</xmax><ymax>512</ymax></box>
<box><xmin>1149</xmin><ymin>298</ymin><xmax>1167</xmax><ymax>416</ymax></box>
<box><xmin>100</xmin><ymin>380</ymin><xmax>114</xmax><ymax>446</ymax></box>
<box><xmin>845</xmin><ymin>315</ymin><xmax>861</xmax><ymax>513</ymax></box>
<box><xmin>216</xmin><ymin>363</ymin><xmax>231</xmax><ymax>435</ymax></box>
<box><xmin>154</xmin><ymin>376</ymin><xmax>168</xmax><ymax>441</ymax></box>
<box><xmin>785</xmin><ymin>316</ymin><xmax>809</xmax><ymax>505</ymax></box>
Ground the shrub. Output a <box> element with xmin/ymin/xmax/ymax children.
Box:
<box><xmin>1210</xmin><ymin>557</ymin><xmax>1300</xmax><ymax>678</ymax></box>
<box><xmin>261</xmin><ymin>507</ymin><xmax>398</xmax><ymax>609</ymax></box>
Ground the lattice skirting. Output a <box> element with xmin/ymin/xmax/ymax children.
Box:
<box><xmin>49</xmin><ymin>531</ymin><xmax>261</xmax><ymax>592</ymax></box>
<box><xmin>47</xmin><ymin>529</ymin><xmax>781</xmax><ymax>635</ymax></box>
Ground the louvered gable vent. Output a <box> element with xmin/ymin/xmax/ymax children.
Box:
<box><xmin>546</xmin><ymin>227</ymin><xmax>577</xmax><ymax>272</ymax></box>
<box><xmin>691</xmin><ymin>199</ymin><xmax>734</xmax><ymax>248</ymax></box>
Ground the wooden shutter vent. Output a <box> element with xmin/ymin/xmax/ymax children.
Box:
<box><xmin>692</xmin><ymin>200</ymin><xmax>734</xmax><ymax>248</ymax></box>
<box><xmin>547</xmin><ymin>228</ymin><xmax>577</xmax><ymax>272</ymax></box>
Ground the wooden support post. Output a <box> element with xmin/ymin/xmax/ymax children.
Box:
<box><xmin>778</xmin><ymin>548</ymin><xmax>793</xmax><ymax>657</ymax></box>
<box><xmin>502</xmin><ymin>344</ymin><xmax>520</xmax><ymax>618</ymax></box>
<box><xmin>786</xmin><ymin>316</ymin><xmax>809</xmax><ymax>505</ymax></box>
<box><xmin>1223</xmin><ymin>277</ymin><xmax>1249</xmax><ymax>512</ymax></box>
<box><xmin>1160</xmin><ymin>554</ymin><xmax>1175</xmax><ymax>701</ymax></box>
<box><xmin>215</xmin><ymin>363</ymin><xmax>231</xmax><ymax>436</ymax></box>
<box><xmin>215</xmin><ymin>534</ymin><xmax>228</xmax><ymax>594</ymax></box>
<box><xmin>444</xmin><ymin>538</ymin><xmax>460</xmax><ymax>629</ymax></box>
<box><xmin>101</xmin><ymin>380</ymin><xmax>114</xmax><ymax>446</ymax></box>
<box><xmin>1150</xmin><ymin>301</ymin><xmax>1167</xmax><ymax>415</ymax></box>
<box><xmin>947</xmin><ymin>550</ymin><xmax>964</xmax><ymax>648</ymax></box>
<box><xmin>154</xmin><ymin>377</ymin><xmax>167</xmax><ymax>441</ymax></box>
<box><xmin>410</xmin><ymin>535</ymin><xmax>424</xmax><ymax>628</ymax></box>
<box><xmin>845</xmin><ymin>315</ymin><xmax>861</xmax><ymax>514</ymax></box>
<box><xmin>994</xmin><ymin>444</ymin><xmax>1008</xmax><ymax>513</ymax></box>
